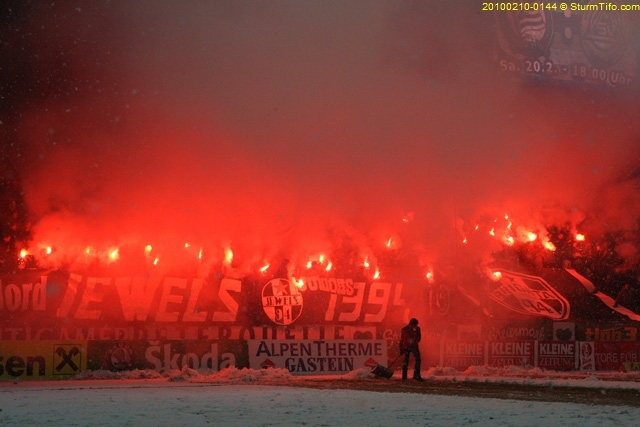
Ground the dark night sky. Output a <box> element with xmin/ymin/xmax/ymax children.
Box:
<box><xmin>2</xmin><ymin>1</ymin><xmax>640</xmax><ymax>275</ymax></box>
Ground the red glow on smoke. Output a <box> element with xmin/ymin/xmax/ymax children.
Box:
<box><xmin>4</xmin><ymin>2</ymin><xmax>640</xmax><ymax>323</ymax></box>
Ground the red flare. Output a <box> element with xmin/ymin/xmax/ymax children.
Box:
<box><xmin>426</xmin><ymin>271</ymin><xmax>434</xmax><ymax>284</ymax></box>
<box><xmin>224</xmin><ymin>247</ymin><xmax>233</xmax><ymax>264</ymax></box>
<box><xmin>108</xmin><ymin>248</ymin><xmax>119</xmax><ymax>261</ymax></box>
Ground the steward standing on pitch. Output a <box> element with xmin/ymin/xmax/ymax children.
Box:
<box><xmin>400</xmin><ymin>318</ymin><xmax>424</xmax><ymax>381</ymax></box>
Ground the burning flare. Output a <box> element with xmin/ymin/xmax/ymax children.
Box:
<box><xmin>224</xmin><ymin>247</ymin><xmax>233</xmax><ymax>264</ymax></box>
<box><xmin>108</xmin><ymin>248</ymin><xmax>119</xmax><ymax>262</ymax></box>
<box><xmin>426</xmin><ymin>271</ymin><xmax>434</xmax><ymax>284</ymax></box>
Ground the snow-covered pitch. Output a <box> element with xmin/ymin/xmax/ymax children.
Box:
<box><xmin>1</xmin><ymin>366</ymin><xmax>640</xmax><ymax>426</ymax></box>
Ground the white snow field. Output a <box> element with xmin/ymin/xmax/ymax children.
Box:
<box><xmin>2</xmin><ymin>366</ymin><xmax>640</xmax><ymax>427</ymax></box>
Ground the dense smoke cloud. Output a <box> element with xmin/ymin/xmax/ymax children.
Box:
<box><xmin>3</xmin><ymin>1</ymin><xmax>640</xmax><ymax>277</ymax></box>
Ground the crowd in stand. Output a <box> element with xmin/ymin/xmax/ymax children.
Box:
<box><xmin>497</xmin><ymin>224</ymin><xmax>640</xmax><ymax>314</ymax></box>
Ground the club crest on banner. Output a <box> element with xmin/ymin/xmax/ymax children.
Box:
<box><xmin>489</xmin><ymin>270</ymin><xmax>570</xmax><ymax>320</ymax></box>
<box><xmin>581</xmin><ymin>5</ymin><xmax>630</xmax><ymax>67</ymax></box>
<box><xmin>432</xmin><ymin>285</ymin><xmax>451</xmax><ymax>316</ymax></box>
<box><xmin>261</xmin><ymin>278</ymin><xmax>303</xmax><ymax>325</ymax></box>
<box><xmin>496</xmin><ymin>10</ymin><xmax>554</xmax><ymax>59</ymax></box>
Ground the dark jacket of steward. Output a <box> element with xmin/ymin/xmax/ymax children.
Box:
<box><xmin>400</xmin><ymin>323</ymin><xmax>421</xmax><ymax>352</ymax></box>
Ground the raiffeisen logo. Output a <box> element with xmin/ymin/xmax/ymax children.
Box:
<box><xmin>261</xmin><ymin>278</ymin><xmax>303</xmax><ymax>326</ymax></box>
<box><xmin>489</xmin><ymin>270</ymin><xmax>570</xmax><ymax>320</ymax></box>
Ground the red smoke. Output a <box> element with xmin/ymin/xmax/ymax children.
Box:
<box><xmin>6</xmin><ymin>1</ymin><xmax>640</xmax><ymax>284</ymax></box>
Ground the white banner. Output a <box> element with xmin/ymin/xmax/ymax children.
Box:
<box><xmin>248</xmin><ymin>339</ymin><xmax>388</xmax><ymax>375</ymax></box>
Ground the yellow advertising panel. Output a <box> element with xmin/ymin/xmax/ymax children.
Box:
<box><xmin>0</xmin><ymin>341</ymin><xmax>87</xmax><ymax>380</ymax></box>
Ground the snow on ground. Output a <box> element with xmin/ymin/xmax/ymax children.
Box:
<box><xmin>2</xmin><ymin>366</ymin><xmax>640</xmax><ymax>427</ymax></box>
